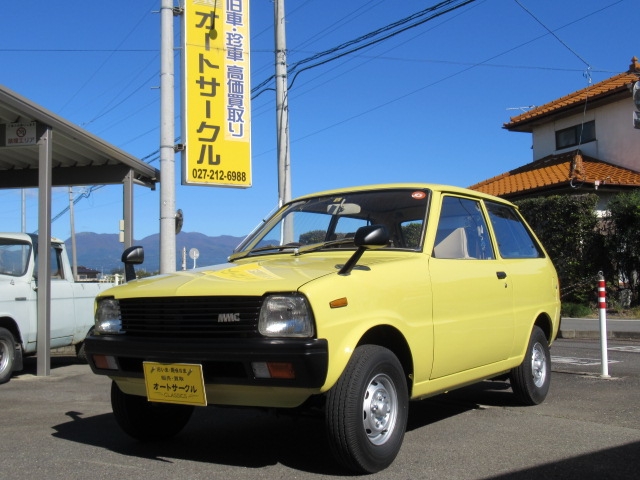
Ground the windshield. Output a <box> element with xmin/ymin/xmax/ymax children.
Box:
<box><xmin>0</xmin><ymin>239</ymin><xmax>31</xmax><ymax>277</ymax></box>
<box><xmin>233</xmin><ymin>188</ymin><xmax>430</xmax><ymax>258</ymax></box>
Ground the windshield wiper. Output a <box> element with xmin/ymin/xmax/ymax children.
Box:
<box><xmin>228</xmin><ymin>244</ymin><xmax>300</xmax><ymax>262</ymax></box>
<box><xmin>229</xmin><ymin>238</ymin><xmax>357</xmax><ymax>262</ymax></box>
<box><xmin>295</xmin><ymin>238</ymin><xmax>355</xmax><ymax>255</ymax></box>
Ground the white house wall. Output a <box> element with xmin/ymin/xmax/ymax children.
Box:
<box><xmin>530</xmin><ymin>96</ymin><xmax>640</xmax><ymax>173</ymax></box>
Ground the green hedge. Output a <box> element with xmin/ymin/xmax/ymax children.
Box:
<box><xmin>515</xmin><ymin>194</ymin><xmax>603</xmax><ymax>305</ymax></box>
<box><xmin>516</xmin><ymin>190</ymin><xmax>640</xmax><ymax>307</ymax></box>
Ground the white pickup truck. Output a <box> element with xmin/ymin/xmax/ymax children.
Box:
<box><xmin>0</xmin><ymin>232</ymin><xmax>114</xmax><ymax>383</ymax></box>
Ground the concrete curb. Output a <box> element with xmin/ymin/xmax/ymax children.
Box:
<box><xmin>558</xmin><ymin>329</ymin><xmax>640</xmax><ymax>341</ymax></box>
<box><xmin>51</xmin><ymin>346</ymin><xmax>76</xmax><ymax>356</ymax></box>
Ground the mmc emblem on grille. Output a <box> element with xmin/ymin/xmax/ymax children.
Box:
<box><xmin>217</xmin><ymin>313</ymin><xmax>241</xmax><ymax>323</ymax></box>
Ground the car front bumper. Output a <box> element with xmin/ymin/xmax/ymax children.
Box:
<box><xmin>84</xmin><ymin>335</ymin><xmax>329</xmax><ymax>389</ymax></box>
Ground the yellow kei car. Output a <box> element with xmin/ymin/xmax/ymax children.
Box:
<box><xmin>85</xmin><ymin>184</ymin><xmax>560</xmax><ymax>474</ymax></box>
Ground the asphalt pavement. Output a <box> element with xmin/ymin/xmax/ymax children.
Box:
<box><xmin>1</xmin><ymin>319</ymin><xmax>638</xmax><ymax>479</ymax></box>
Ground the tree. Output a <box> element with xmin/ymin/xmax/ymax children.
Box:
<box><xmin>299</xmin><ymin>230</ymin><xmax>327</xmax><ymax>244</ymax></box>
<box><xmin>516</xmin><ymin>194</ymin><xmax>603</xmax><ymax>304</ymax></box>
<box><xmin>603</xmin><ymin>190</ymin><xmax>640</xmax><ymax>306</ymax></box>
<box><xmin>401</xmin><ymin>222</ymin><xmax>422</xmax><ymax>249</ymax></box>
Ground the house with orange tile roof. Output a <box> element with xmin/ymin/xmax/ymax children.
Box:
<box><xmin>470</xmin><ymin>57</ymin><xmax>640</xmax><ymax>212</ymax></box>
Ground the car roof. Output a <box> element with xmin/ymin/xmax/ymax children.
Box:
<box><xmin>290</xmin><ymin>183</ymin><xmax>516</xmax><ymax>206</ymax></box>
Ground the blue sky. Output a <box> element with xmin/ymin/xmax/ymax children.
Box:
<box><xmin>0</xmin><ymin>0</ymin><xmax>634</xmax><ymax>240</ymax></box>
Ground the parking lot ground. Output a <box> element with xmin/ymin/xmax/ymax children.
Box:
<box><xmin>1</xmin><ymin>344</ymin><xmax>639</xmax><ymax>480</ymax></box>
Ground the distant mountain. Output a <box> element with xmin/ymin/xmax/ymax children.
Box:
<box><xmin>66</xmin><ymin>232</ymin><xmax>245</xmax><ymax>274</ymax></box>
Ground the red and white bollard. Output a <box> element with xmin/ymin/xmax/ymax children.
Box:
<box><xmin>598</xmin><ymin>272</ymin><xmax>610</xmax><ymax>378</ymax></box>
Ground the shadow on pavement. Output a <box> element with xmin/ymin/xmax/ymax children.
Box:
<box><xmin>485</xmin><ymin>441</ymin><xmax>640</xmax><ymax>479</ymax></box>
<box><xmin>52</xmin><ymin>406</ymin><xmax>344</xmax><ymax>475</ymax></box>
<box><xmin>49</xmin><ymin>379</ymin><xmax>523</xmax><ymax>475</ymax></box>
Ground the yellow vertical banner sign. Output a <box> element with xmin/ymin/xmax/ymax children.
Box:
<box><xmin>182</xmin><ymin>0</ymin><xmax>251</xmax><ymax>187</ymax></box>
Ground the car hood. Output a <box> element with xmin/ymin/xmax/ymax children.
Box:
<box><xmin>106</xmin><ymin>253</ymin><xmax>406</xmax><ymax>299</ymax></box>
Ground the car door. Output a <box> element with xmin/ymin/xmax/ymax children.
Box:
<box><xmin>484</xmin><ymin>200</ymin><xmax>558</xmax><ymax>345</ymax></box>
<box><xmin>43</xmin><ymin>245</ymin><xmax>76</xmax><ymax>344</ymax></box>
<box><xmin>428</xmin><ymin>195</ymin><xmax>514</xmax><ymax>379</ymax></box>
<box><xmin>0</xmin><ymin>238</ymin><xmax>37</xmax><ymax>346</ymax></box>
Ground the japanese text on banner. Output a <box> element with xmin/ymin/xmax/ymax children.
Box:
<box><xmin>183</xmin><ymin>0</ymin><xmax>251</xmax><ymax>187</ymax></box>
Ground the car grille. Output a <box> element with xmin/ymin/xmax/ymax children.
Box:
<box><xmin>119</xmin><ymin>296</ymin><xmax>263</xmax><ymax>338</ymax></box>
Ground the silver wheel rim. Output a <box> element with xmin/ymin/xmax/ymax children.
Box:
<box><xmin>0</xmin><ymin>338</ymin><xmax>10</xmax><ymax>373</ymax></box>
<box><xmin>362</xmin><ymin>373</ymin><xmax>398</xmax><ymax>446</ymax></box>
<box><xmin>531</xmin><ymin>342</ymin><xmax>547</xmax><ymax>388</ymax></box>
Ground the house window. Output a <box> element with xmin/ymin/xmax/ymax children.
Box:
<box><xmin>555</xmin><ymin>120</ymin><xmax>595</xmax><ymax>149</ymax></box>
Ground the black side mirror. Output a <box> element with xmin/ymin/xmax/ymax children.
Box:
<box><xmin>339</xmin><ymin>225</ymin><xmax>389</xmax><ymax>275</ymax></box>
<box><xmin>121</xmin><ymin>246</ymin><xmax>144</xmax><ymax>282</ymax></box>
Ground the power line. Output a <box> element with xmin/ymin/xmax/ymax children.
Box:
<box><xmin>58</xmin><ymin>0</ymin><xmax>157</xmax><ymax>113</ymax></box>
<box><xmin>251</xmin><ymin>0</ymin><xmax>476</xmax><ymax>99</ymax></box>
<box><xmin>270</xmin><ymin>1</ymin><xmax>625</xmax><ymax>150</ymax></box>
<box><xmin>0</xmin><ymin>48</ymin><xmax>156</xmax><ymax>52</ymax></box>
<box><xmin>514</xmin><ymin>0</ymin><xmax>592</xmax><ymax>69</ymax></box>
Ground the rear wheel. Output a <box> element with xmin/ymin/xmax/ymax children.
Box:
<box><xmin>325</xmin><ymin>345</ymin><xmax>408</xmax><ymax>474</ymax></box>
<box><xmin>110</xmin><ymin>381</ymin><xmax>194</xmax><ymax>441</ymax></box>
<box><xmin>0</xmin><ymin>327</ymin><xmax>17</xmax><ymax>384</ymax></box>
<box><xmin>510</xmin><ymin>326</ymin><xmax>551</xmax><ymax>405</ymax></box>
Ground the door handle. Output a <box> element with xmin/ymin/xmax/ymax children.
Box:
<box><xmin>496</xmin><ymin>271</ymin><xmax>507</xmax><ymax>280</ymax></box>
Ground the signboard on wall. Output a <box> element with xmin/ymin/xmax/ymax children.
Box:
<box><xmin>182</xmin><ymin>0</ymin><xmax>252</xmax><ymax>187</ymax></box>
<box><xmin>3</xmin><ymin>122</ymin><xmax>37</xmax><ymax>147</ymax></box>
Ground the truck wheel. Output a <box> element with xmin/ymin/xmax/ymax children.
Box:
<box><xmin>0</xmin><ymin>327</ymin><xmax>17</xmax><ymax>384</ymax></box>
<box><xmin>510</xmin><ymin>326</ymin><xmax>551</xmax><ymax>405</ymax></box>
<box><xmin>325</xmin><ymin>345</ymin><xmax>408</xmax><ymax>474</ymax></box>
<box><xmin>75</xmin><ymin>342</ymin><xmax>88</xmax><ymax>364</ymax></box>
<box><xmin>110</xmin><ymin>381</ymin><xmax>194</xmax><ymax>440</ymax></box>
<box><xmin>75</xmin><ymin>327</ymin><xmax>93</xmax><ymax>364</ymax></box>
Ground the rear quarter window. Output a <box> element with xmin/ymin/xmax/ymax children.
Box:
<box><xmin>485</xmin><ymin>201</ymin><xmax>544</xmax><ymax>259</ymax></box>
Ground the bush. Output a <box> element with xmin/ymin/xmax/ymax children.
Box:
<box><xmin>561</xmin><ymin>302</ymin><xmax>592</xmax><ymax>318</ymax></box>
<box><xmin>516</xmin><ymin>194</ymin><xmax>604</xmax><ymax>304</ymax></box>
<box><xmin>602</xmin><ymin>190</ymin><xmax>640</xmax><ymax>306</ymax></box>
<box><xmin>513</xmin><ymin>189</ymin><xmax>640</xmax><ymax>308</ymax></box>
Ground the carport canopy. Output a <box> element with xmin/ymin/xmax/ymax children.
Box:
<box><xmin>0</xmin><ymin>84</ymin><xmax>159</xmax><ymax>377</ymax></box>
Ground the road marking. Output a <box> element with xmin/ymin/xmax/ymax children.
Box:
<box><xmin>609</xmin><ymin>346</ymin><xmax>640</xmax><ymax>353</ymax></box>
<box><xmin>552</xmin><ymin>356</ymin><xmax>621</xmax><ymax>366</ymax></box>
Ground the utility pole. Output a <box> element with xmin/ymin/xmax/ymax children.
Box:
<box><xmin>68</xmin><ymin>187</ymin><xmax>78</xmax><ymax>281</ymax></box>
<box><xmin>159</xmin><ymin>0</ymin><xmax>177</xmax><ymax>273</ymax></box>
<box><xmin>274</xmin><ymin>0</ymin><xmax>293</xmax><ymax>243</ymax></box>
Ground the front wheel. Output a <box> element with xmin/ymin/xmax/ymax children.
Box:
<box><xmin>0</xmin><ymin>327</ymin><xmax>17</xmax><ymax>384</ymax></box>
<box><xmin>510</xmin><ymin>326</ymin><xmax>551</xmax><ymax>405</ymax></box>
<box><xmin>325</xmin><ymin>345</ymin><xmax>408</xmax><ymax>474</ymax></box>
<box><xmin>110</xmin><ymin>381</ymin><xmax>194</xmax><ymax>441</ymax></box>
<box><xmin>75</xmin><ymin>327</ymin><xmax>93</xmax><ymax>364</ymax></box>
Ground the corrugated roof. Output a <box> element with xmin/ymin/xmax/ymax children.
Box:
<box><xmin>0</xmin><ymin>84</ymin><xmax>159</xmax><ymax>189</ymax></box>
<box><xmin>469</xmin><ymin>150</ymin><xmax>640</xmax><ymax>198</ymax></box>
<box><xmin>504</xmin><ymin>57</ymin><xmax>640</xmax><ymax>131</ymax></box>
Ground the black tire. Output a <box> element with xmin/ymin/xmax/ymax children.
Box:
<box><xmin>75</xmin><ymin>327</ymin><xmax>93</xmax><ymax>364</ymax></box>
<box><xmin>110</xmin><ymin>381</ymin><xmax>194</xmax><ymax>441</ymax></box>
<box><xmin>510</xmin><ymin>326</ymin><xmax>551</xmax><ymax>405</ymax></box>
<box><xmin>0</xmin><ymin>327</ymin><xmax>17</xmax><ymax>384</ymax></box>
<box><xmin>75</xmin><ymin>342</ymin><xmax>88</xmax><ymax>364</ymax></box>
<box><xmin>325</xmin><ymin>345</ymin><xmax>408</xmax><ymax>474</ymax></box>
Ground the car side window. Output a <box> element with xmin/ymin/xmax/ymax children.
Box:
<box><xmin>485</xmin><ymin>202</ymin><xmax>543</xmax><ymax>259</ymax></box>
<box><xmin>433</xmin><ymin>196</ymin><xmax>494</xmax><ymax>259</ymax></box>
<box><xmin>51</xmin><ymin>246</ymin><xmax>65</xmax><ymax>279</ymax></box>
